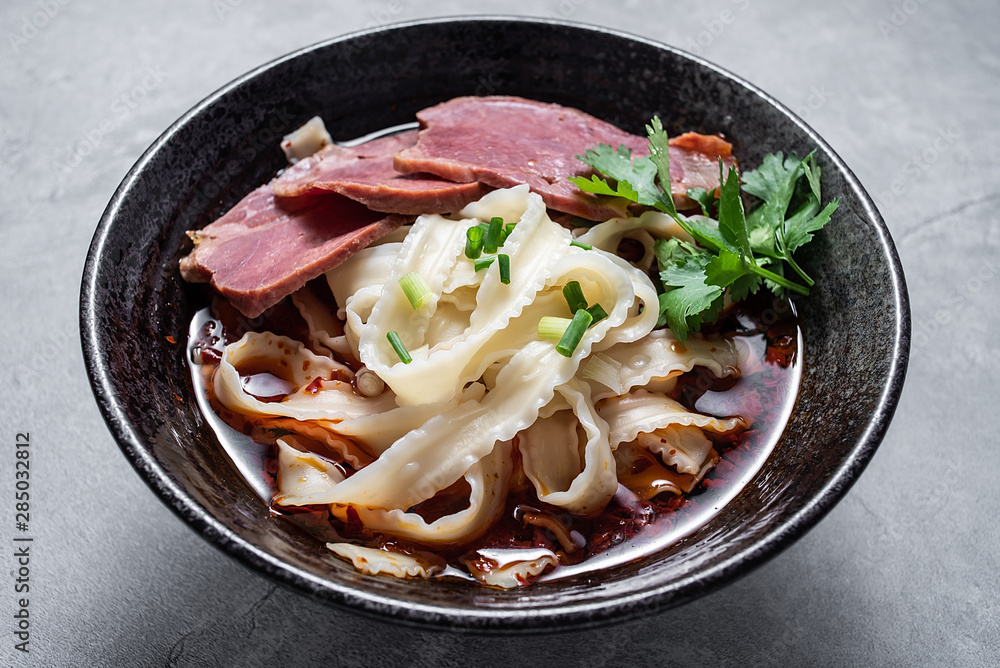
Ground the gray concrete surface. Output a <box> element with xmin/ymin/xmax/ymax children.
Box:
<box><xmin>1</xmin><ymin>0</ymin><xmax>997</xmax><ymax>665</ymax></box>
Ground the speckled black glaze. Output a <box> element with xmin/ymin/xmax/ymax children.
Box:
<box><xmin>80</xmin><ymin>17</ymin><xmax>909</xmax><ymax>634</ymax></box>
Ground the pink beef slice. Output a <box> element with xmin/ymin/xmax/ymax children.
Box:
<box><xmin>667</xmin><ymin>131</ymin><xmax>738</xmax><ymax>201</ymax></box>
<box><xmin>180</xmin><ymin>185</ymin><xmax>403</xmax><ymax>317</ymax></box>
<box><xmin>272</xmin><ymin>130</ymin><xmax>490</xmax><ymax>215</ymax></box>
<box><xmin>392</xmin><ymin>96</ymin><xmax>737</xmax><ymax>220</ymax></box>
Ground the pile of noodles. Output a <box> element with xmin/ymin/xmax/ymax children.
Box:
<box><xmin>210</xmin><ymin>185</ymin><xmax>745</xmax><ymax>587</ymax></box>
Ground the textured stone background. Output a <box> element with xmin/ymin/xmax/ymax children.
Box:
<box><xmin>1</xmin><ymin>0</ymin><xmax>997</xmax><ymax>666</ymax></box>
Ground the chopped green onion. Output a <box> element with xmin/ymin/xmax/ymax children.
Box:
<box><xmin>484</xmin><ymin>216</ymin><xmax>504</xmax><ymax>253</ymax></box>
<box><xmin>562</xmin><ymin>280</ymin><xmax>588</xmax><ymax>313</ymax></box>
<box><xmin>570</xmin><ymin>239</ymin><xmax>592</xmax><ymax>250</ymax></box>
<box><xmin>386</xmin><ymin>331</ymin><xmax>412</xmax><ymax>364</ymax></box>
<box><xmin>465</xmin><ymin>226</ymin><xmax>484</xmax><ymax>259</ymax></box>
<box><xmin>498</xmin><ymin>254</ymin><xmax>510</xmax><ymax>284</ymax></box>
<box><xmin>398</xmin><ymin>272</ymin><xmax>432</xmax><ymax>309</ymax></box>
<box><xmin>538</xmin><ymin>316</ymin><xmax>571</xmax><ymax>340</ymax></box>
<box><xmin>555</xmin><ymin>309</ymin><xmax>593</xmax><ymax>357</ymax></box>
<box><xmin>501</xmin><ymin>222</ymin><xmax>517</xmax><ymax>244</ymax></box>
<box><xmin>473</xmin><ymin>256</ymin><xmax>496</xmax><ymax>272</ymax></box>
<box><xmin>586</xmin><ymin>303</ymin><xmax>609</xmax><ymax>325</ymax></box>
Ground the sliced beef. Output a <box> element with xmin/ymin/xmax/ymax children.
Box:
<box><xmin>667</xmin><ymin>132</ymin><xmax>737</xmax><ymax>204</ymax></box>
<box><xmin>180</xmin><ymin>186</ymin><xmax>403</xmax><ymax>317</ymax></box>
<box><xmin>272</xmin><ymin>130</ymin><xmax>489</xmax><ymax>215</ymax></box>
<box><xmin>393</xmin><ymin>97</ymin><xmax>645</xmax><ymax>221</ymax></box>
<box><xmin>393</xmin><ymin>96</ymin><xmax>737</xmax><ymax>219</ymax></box>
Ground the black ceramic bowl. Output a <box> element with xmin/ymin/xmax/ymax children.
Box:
<box><xmin>81</xmin><ymin>17</ymin><xmax>908</xmax><ymax>633</ymax></box>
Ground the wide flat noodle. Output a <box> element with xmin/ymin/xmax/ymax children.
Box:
<box><xmin>582</xmin><ymin>328</ymin><xmax>741</xmax><ymax>401</ymax></box>
<box><xmin>274</xmin><ymin>437</ymin><xmax>346</xmax><ymax>505</ymax></box>
<box><xmin>324</xmin><ymin>243</ymin><xmax>402</xmax><ymax>359</ymax></box>
<box><xmin>327</xmin><ymin>543</ymin><xmax>443</xmax><ymax>579</ymax></box>
<box><xmin>214</xmin><ymin>331</ymin><xmax>475</xmax><ymax>455</ymax></box>
<box><xmin>310</xmin><ymin>384</ymin><xmax>486</xmax><ymax>456</ymax></box>
<box><xmin>518</xmin><ymin>379</ymin><xmax>617</xmax><ymax>515</ymax></box>
<box><xmin>290</xmin><ymin>285</ymin><xmax>346</xmax><ymax>357</ymax></box>
<box><xmin>279</xmin><ymin>438</ymin><xmax>511</xmax><ymax>545</ymax></box>
<box><xmin>598</xmin><ymin>389</ymin><xmax>746</xmax><ymax>448</ymax></box>
<box><xmin>461</xmin><ymin>548</ymin><xmax>558</xmax><ymax>587</ymax></box>
<box><xmin>214</xmin><ymin>331</ymin><xmax>397</xmax><ymax>421</ymax></box>
<box><xmin>637</xmin><ymin>426</ymin><xmax>715</xmax><ymax>477</ymax></box>
<box><xmin>344</xmin><ymin>440</ymin><xmax>513</xmax><ymax>545</ymax></box>
<box><xmin>613</xmin><ymin>440</ymin><xmax>718</xmax><ymax>498</ymax></box>
<box><xmin>576</xmin><ymin>210</ymin><xmax>693</xmax><ymax>272</ymax></box>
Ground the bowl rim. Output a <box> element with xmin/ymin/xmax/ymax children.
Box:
<box><xmin>80</xmin><ymin>15</ymin><xmax>910</xmax><ymax>633</ymax></box>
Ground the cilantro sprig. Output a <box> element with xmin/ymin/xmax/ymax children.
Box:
<box><xmin>569</xmin><ymin>117</ymin><xmax>838</xmax><ymax>341</ymax></box>
<box><xmin>742</xmin><ymin>151</ymin><xmax>839</xmax><ymax>289</ymax></box>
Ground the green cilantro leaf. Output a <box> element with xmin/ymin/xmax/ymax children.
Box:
<box><xmin>703</xmin><ymin>245</ymin><xmax>761</xmax><ymax>302</ymax></box>
<box><xmin>655</xmin><ymin>238</ymin><xmax>724</xmax><ymax>341</ymax></box>
<box><xmin>705</xmin><ymin>248</ymin><xmax>751</xmax><ymax>287</ymax></box>
<box><xmin>683</xmin><ymin>217</ymin><xmax>732</xmax><ymax>254</ymax></box>
<box><xmin>729</xmin><ymin>272</ymin><xmax>762</xmax><ymax>302</ymax></box>
<box><xmin>747</xmin><ymin>219</ymin><xmax>777</xmax><ymax>257</ymax></box>
<box><xmin>646</xmin><ymin>116</ymin><xmax>678</xmax><ymax>218</ymax></box>
<box><xmin>741</xmin><ymin>150</ymin><xmax>838</xmax><ymax>289</ymax></box>
<box><xmin>741</xmin><ymin>152</ymin><xmax>803</xmax><ymax>217</ymax></box>
<box><xmin>686</xmin><ymin>187</ymin><xmax>714</xmax><ymax>216</ymax></box>
<box><xmin>802</xmin><ymin>153</ymin><xmax>822</xmax><ymax>204</ymax></box>
<box><xmin>569</xmin><ymin>173</ymin><xmax>641</xmax><ymax>202</ymax></box>
<box><xmin>784</xmin><ymin>198</ymin><xmax>838</xmax><ymax>253</ymax></box>
<box><xmin>571</xmin><ymin>143</ymin><xmax>660</xmax><ymax>206</ymax></box>
<box><xmin>717</xmin><ymin>163</ymin><xmax>752</xmax><ymax>258</ymax></box>
<box><xmin>742</xmin><ymin>153</ymin><xmax>802</xmax><ymax>256</ymax></box>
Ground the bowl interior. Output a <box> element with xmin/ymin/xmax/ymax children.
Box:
<box><xmin>81</xmin><ymin>17</ymin><xmax>908</xmax><ymax>632</ymax></box>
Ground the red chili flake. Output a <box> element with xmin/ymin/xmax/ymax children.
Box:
<box><xmin>165</xmin><ymin>335</ymin><xmax>176</xmax><ymax>344</ymax></box>
<box><xmin>304</xmin><ymin>377</ymin><xmax>323</xmax><ymax>394</ymax></box>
